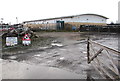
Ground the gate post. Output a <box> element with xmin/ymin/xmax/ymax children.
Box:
<box><xmin>87</xmin><ymin>37</ymin><xmax>90</xmax><ymax>64</ymax></box>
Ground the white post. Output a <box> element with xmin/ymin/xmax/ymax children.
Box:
<box><xmin>1</xmin><ymin>18</ymin><xmax>3</xmax><ymax>24</ymax></box>
<box><xmin>16</xmin><ymin>17</ymin><xmax>18</xmax><ymax>24</ymax></box>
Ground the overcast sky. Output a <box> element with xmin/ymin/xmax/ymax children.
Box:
<box><xmin>0</xmin><ymin>0</ymin><xmax>119</xmax><ymax>24</ymax></box>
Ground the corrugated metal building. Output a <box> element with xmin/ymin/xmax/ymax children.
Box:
<box><xmin>23</xmin><ymin>14</ymin><xmax>108</xmax><ymax>30</ymax></box>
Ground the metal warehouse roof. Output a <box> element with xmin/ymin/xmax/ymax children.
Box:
<box><xmin>23</xmin><ymin>14</ymin><xmax>108</xmax><ymax>23</ymax></box>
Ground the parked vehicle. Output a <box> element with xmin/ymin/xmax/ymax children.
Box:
<box><xmin>0</xmin><ymin>25</ymin><xmax>15</xmax><ymax>31</ymax></box>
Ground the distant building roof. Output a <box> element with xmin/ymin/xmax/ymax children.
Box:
<box><xmin>23</xmin><ymin>13</ymin><xmax>109</xmax><ymax>23</ymax></box>
<box><xmin>79</xmin><ymin>14</ymin><xmax>108</xmax><ymax>19</ymax></box>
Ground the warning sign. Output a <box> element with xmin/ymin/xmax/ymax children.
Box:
<box><xmin>22</xmin><ymin>34</ymin><xmax>31</xmax><ymax>41</ymax></box>
<box><xmin>22</xmin><ymin>34</ymin><xmax>31</xmax><ymax>45</ymax></box>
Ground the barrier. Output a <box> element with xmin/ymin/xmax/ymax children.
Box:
<box><xmin>87</xmin><ymin>38</ymin><xmax>120</xmax><ymax>79</ymax></box>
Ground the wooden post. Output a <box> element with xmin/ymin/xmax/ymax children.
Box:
<box><xmin>87</xmin><ymin>37</ymin><xmax>90</xmax><ymax>64</ymax></box>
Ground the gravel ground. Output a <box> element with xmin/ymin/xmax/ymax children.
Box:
<box><xmin>1</xmin><ymin>32</ymin><xmax>119</xmax><ymax>79</ymax></box>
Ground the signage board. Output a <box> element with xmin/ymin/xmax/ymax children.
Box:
<box><xmin>6</xmin><ymin>37</ymin><xmax>18</xmax><ymax>46</ymax></box>
<box><xmin>22</xmin><ymin>34</ymin><xmax>31</xmax><ymax>45</ymax></box>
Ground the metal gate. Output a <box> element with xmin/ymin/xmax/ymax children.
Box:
<box><xmin>87</xmin><ymin>38</ymin><xmax>120</xmax><ymax>79</ymax></box>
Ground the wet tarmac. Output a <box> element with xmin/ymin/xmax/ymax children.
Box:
<box><xmin>1</xmin><ymin>32</ymin><xmax>119</xmax><ymax>79</ymax></box>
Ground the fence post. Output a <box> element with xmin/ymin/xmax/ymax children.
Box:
<box><xmin>87</xmin><ymin>37</ymin><xmax>90</xmax><ymax>64</ymax></box>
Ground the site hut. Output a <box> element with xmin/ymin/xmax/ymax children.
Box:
<box><xmin>23</xmin><ymin>14</ymin><xmax>108</xmax><ymax>31</ymax></box>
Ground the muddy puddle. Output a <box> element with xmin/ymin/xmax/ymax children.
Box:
<box><xmin>1</xmin><ymin>32</ymin><xmax>120</xmax><ymax>79</ymax></box>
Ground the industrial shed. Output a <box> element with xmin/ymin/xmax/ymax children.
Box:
<box><xmin>23</xmin><ymin>14</ymin><xmax>108</xmax><ymax>31</ymax></box>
